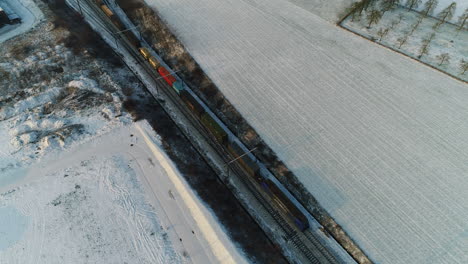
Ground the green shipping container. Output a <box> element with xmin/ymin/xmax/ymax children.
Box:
<box><xmin>172</xmin><ymin>81</ymin><xmax>184</xmax><ymax>94</ymax></box>
<box><xmin>201</xmin><ymin>113</ymin><xmax>227</xmax><ymax>144</ymax></box>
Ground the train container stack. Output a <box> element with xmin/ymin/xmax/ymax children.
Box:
<box><xmin>200</xmin><ymin>113</ymin><xmax>228</xmax><ymax>144</ymax></box>
<box><xmin>180</xmin><ymin>90</ymin><xmax>205</xmax><ymax>118</ymax></box>
<box><xmin>158</xmin><ymin>66</ymin><xmax>177</xmax><ymax>86</ymax></box>
<box><xmin>262</xmin><ymin>179</ymin><xmax>309</xmax><ymax>231</ymax></box>
<box><xmin>226</xmin><ymin>140</ymin><xmax>259</xmax><ymax>177</ymax></box>
<box><xmin>172</xmin><ymin>81</ymin><xmax>184</xmax><ymax>94</ymax></box>
<box><xmin>139</xmin><ymin>47</ymin><xmax>151</xmax><ymax>59</ymax></box>
<box><xmin>148</xmin><ymin>57</ymin><xmax>159</xmax><ymax>69</ymax></box>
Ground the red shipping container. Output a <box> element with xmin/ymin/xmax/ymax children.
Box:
<box><xmin>158</xmin><ymin>67</ymin><xmax>176</xmax><ymax>86</ymax></box>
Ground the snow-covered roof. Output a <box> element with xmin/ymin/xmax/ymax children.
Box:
<box><xmin>143</xmin><ymin>0</ymin><xmax>468</xmax><ymax>263</ymax></box>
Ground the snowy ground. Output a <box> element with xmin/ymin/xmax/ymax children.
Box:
<box><xmin>0</xmin><ymin>122</ymin><xmax>248</xmax><ymax>264</ymax></box>
<box><xmin>283</xmin><ymin>0</ymin><xmax>357</xmax><ymax>23</ymax></box>
<box><xmin>143</xmin><ymin>0</ymin><xmax>468</xmax><ymax>263</ymax></box>
<box><xmin>342</xmin><ymin>5</ymin><xmax>468</xmax><ymax>82</ymax></box>
<box><xmin>0</xmin><ymin>0</ymin><xmax>44</xmax><ymax>43</ymax></box>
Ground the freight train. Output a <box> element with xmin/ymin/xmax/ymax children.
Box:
<box><xmin>97</xmin><ymin>1</ymin><xmax>309</xmax><ymax>232</ymax></box>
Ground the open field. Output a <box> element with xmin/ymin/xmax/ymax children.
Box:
<box><xmin>143</xmin><ymin>0</ymin><xmax>468</xmax><ymax>263</ymax></box>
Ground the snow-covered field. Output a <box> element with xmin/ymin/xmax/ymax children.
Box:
<box><xmin>143</xmin><ymin>0</ymin><xmax>468</xmax><ymax>263</ymax></box>
<box><xmin>0</xmin><ymin>122</ymin><xmax>248</xmax><ymax>264</ymax></box>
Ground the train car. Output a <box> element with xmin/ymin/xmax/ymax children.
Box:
<box><xmin>180</xmin><ymin>90</ymin><xmax>205</xmax><ymax>118</ymax></box>
<box><xmin>172</xmin><ymin>81</ymin><xmax>184</xmax><ymax>94</ymax></box>
<box><xmin>148</xmin><ymin>56</ymin><xmax>159</xmax><ymax>69</ymax></box>
<box><xmin>110</xmin><ymin>16</ymin><xmax>124</xmax><ymax>30</ymax></box>
<box><xmin>100</xmin><ymin>4</ymin><xmax>114</xmax><ymax>18</ymax></box>
<box><xmin>226</xmin><ymin>140</ymin><xmax>259</xmax><ymax>177</ymax></box>
<box><xmin>200</xmin><ymin>113</ymin><xmax>228</xmax><ymax>144</ymax></box>
<box><xmin>124</xmin><ymin>31</ymin><xmax>140</xmax><ymax>47</ymax></box>
<box><xmin>261</xmin><ymin>179</ymin><xmax>309</xmax><ymax>231</ymax></box>
<box><xmin>139</xmin><ymin>47</ymin><xmax>151</xmax><ymax>60</ymax></box>
<box><xmin>157</xmin><ymin>66</ymin><xmax>177</xmax><ymax>86</ymax></box>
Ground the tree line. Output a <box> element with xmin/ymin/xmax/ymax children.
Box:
<box><xmin>348</xmin><ymin>0</ymin><xmax>468</xmax><ymax>75</ymax></box>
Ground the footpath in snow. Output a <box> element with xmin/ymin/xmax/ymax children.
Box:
<box><xmin>143</xmin><ymin>0</ymin><xmax>468</xmax><ymax>263</ymax></box>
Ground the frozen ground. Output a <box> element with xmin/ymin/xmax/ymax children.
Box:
<box><xmin>0</xmin><ymin>122</ymin><xmax>248</xmax><ymax>264</ymax></box>
<box><xmin>144</xmin><ymin>0</ymin><xmax>468</xmax><ymax>263</ymax></box>
<box><xmin>0</xmin><ymin>0</ymin><xmax>44</xmax><ymax>43</ymax></box>
<box><xmin>342</xmin><ymin>5</ymin><xmax>468</xmax><ymax>81</ymax></box>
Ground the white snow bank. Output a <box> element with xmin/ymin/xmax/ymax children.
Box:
<box><xmin>67</xmin><ymin>77</ymin><xmax>105</xmax><ymax>94</ymax></box>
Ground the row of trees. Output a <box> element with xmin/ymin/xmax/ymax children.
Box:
<box><xmin>350</xmin><ymin>0</ymin><xmax>468</xmax><ymax>31</ymax></box>
<box><xmin>348</xmin><ymin>0</ymin><xmax>468</xmax><ymax>76</ymax></box>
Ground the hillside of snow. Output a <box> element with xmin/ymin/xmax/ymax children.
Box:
<box><xmin>143</xmin><ymin>0</ymin><xmax>468</xmax><ymax>263</ymax></box>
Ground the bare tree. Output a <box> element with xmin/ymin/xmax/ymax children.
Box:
<box><xmin>410</xmin><ymin>15</ymin><xmax>424</xmax><ymax>34</ymax></box>
<box><xmin>381</xmin><ymin>0</ymin><xmax>400</xmax><ymax>13</ymax></box>
<box><xmin>350</xmin><ymin>1</ymin><xmax>366</xmax><ymax>21</ymax></box>
<box><xmin>390</xmin><ymin>19</ymin><xmax>400</xmax><ymax>29</ymax></box>
<box><xmin>418</xmin><ymin>32</ymin><xmax>435</xmax><ymax>58</ymax></box>
<box><xmin>433</xmin><ymin>2</ymin><xmax>456</xmax><ymax>29</ymax></box>
<box><xmin>377</xmin><ymin>27</ymin><xmax>390</xmax><ymax>41</ymax></box>
<box><xmin>457</xmin><ymin>8</ymin><xmax>468</xmax><ymax>31</ymax></box>
<box><xmin>460</xmin><ymin>60</ymin><xmax>468</xmax><ymax>75</ymax></box>
<box><xmin>396</xmin><ymin>32</ymin><xmax>409</xmax><ymax>48</ymax></box>
<box><xmin>405</xmin><ymin>0</ymin><xmax>422</xmax><ymax>10</ymax></box>
<box><xmin>422</xmin><ymin>0</ymin><xmax>438</xmax><ymax>17</ymax></box>
<box><xmin>418</xmin><ymin>42</ymin><xmax>430</xmax><ymax>58</ymax></box>
<box><xmin>435</xmin><ymin>53</ymin><xmax>450</xmax><ymax>66</ymax></box>
<box><xmin>363</xmin><ymin>0</ymin><xmax>378</xmax><ymax>11</ymax></box>
<box><xmin>367</xmin><ymin>10</ymin><xmax>382</xmax><ymax>27</ymax></box>
<box><xmin>397</xmin><ymin>13</ymin><xmax>404</xmax><ymax>23</ymax></box>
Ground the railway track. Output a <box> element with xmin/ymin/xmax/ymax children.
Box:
<box><xmin>67</xmin><ymin>0</ymin><xmax>345</xmax><ymax>262</ymax></box>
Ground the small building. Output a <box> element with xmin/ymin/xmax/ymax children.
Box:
<box><xmin>0</xmin><ymin>2</ymin><xmax>21</xmax><ymax>27</ymax></box>
<box><xmin>0</xmin><ymin>6</ymin><xmax>9</xmax><ymax>27</ymax></box>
